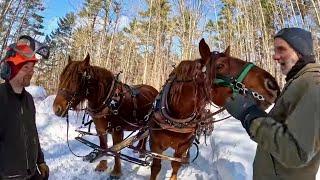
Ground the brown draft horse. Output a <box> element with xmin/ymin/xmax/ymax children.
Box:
<box><xmin>148</xmin><ymin>40</ymin><xmax>280</xmax><ymax>180</ymax></box>
<box><xmin>210</xmin><ymin>47</ymin><xmax>280</xmax><ymax>109</ymax></box>
<box><xmin>52</xmin><ymin>55</ymin><xmax>158</xmax><ymax>178</ymax></box>
<box><xmin>148</xmin><ymin>39</ymin><xmax>216</xmax><ymax>180</ymax></box>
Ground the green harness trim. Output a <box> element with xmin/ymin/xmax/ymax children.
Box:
<box><xmin>214</xmin><ymin>63</ymin><xmax>254</xmax><ymax>97</ymax></box>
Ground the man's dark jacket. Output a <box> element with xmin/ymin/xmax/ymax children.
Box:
<box><xmin>0</xmin><ymin>82</ymin><xmax>44</xmax><ymax>179</ymax></box>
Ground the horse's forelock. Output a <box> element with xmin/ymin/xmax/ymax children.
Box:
<box><xmin>59</xmin><ymin>61</ymin><xmax>83</xmax><ymax>91</ymax></box>
<box><xmin>169</xmin><ymin>59</ymin><xmax>213</xmax><ymax>108</ymax></box>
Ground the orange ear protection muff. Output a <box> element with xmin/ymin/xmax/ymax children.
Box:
<box><xmin>0</xmin><ymin>60</ymin><xmax>11</xmax><ymax>80</ymax></box>
<box><xmin>0</xmin><ymin>35</ymin><xmax>36</xmax><ymax>80</ymax></box>
<box><xmin>0</xmin><ymin>43</ymin><xmax>16</xmax><ymax>80</ymax></box>
<box><xmin>0</xmin><ymin>35</ymin><xmax>50</xmax><ymax>80</ymax></box>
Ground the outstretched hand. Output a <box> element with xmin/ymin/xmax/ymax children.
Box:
<box><xmin>224</xmin><ymin>91</ymin><xmax>267</xmax><ymax>135</ymax></box>
<box><xmin>224</xmin><ymin>92</ymin><xmax>257</xmax><ymax>120</ymax></box>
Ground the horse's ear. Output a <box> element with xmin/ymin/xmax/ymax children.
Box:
<box><xmin>83</xmin><ymin>53</ymin><xmax>90</xmax><ymax>66</ymax></box>
<box><xmin>199</xmin><ymin>38</ymin><xmax>211</xmax><ymax>65</ymax></box>
<box><xmin>68</xmin><ymin>55</ymin><xmax>72</xmax><ymax>63</ymax></box>
<box><xmin>224</xmin><ymin>46</ymin><xmax>231</xmax><ymax>56</ymax></box>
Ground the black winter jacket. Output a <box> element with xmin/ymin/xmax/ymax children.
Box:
<box><xmin>0</xmin><ymin>82</ymin><xmax>44</xmax><ymax>179</ymax></box>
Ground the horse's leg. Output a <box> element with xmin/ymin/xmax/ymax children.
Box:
<box><xmin>183</xmin><ymin>148</ymin><xmax>190</xmax><ymax>166</ymax></box>
<box><xmin>150</xmin><ymin>132</ymin><xmax>166</xmax><ymax>180</ymax></box>
<box><xmin>93</xmin><ymin>118</ymin><xmax>109</xmax><ymax>171</ymax></box>
<box><xmin>110</xmin><ymin>129</ymin><xmax>124</xmax><ymax>178</ymax></box>
<box><xmin>134</xmin><ymin>137</ymin><xmax>147</xmax><ymax>158</ymax></box>
<box><xmin>170</xmin><ymin>140</ymin><xmax>192</xmax><ymax>180</ymax></box>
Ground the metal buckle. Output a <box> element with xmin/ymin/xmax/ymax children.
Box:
<box><xmin>252</xmin><ymin>91</ymin><xmax>265</xmax><ymax>101</ymax></box>
<box><xmin>234</xmin><ymin>82</ymin><xmax>244</xmax><ymax>90</ymax></box>
<box><xmin>238</xmin><ymin>87</ymin><xmax>248</xmax><ymax>95</ymax></box>
<box><xmin>115</xmin><ymin>126</ymin><xmax>121</xmax><ymax>131</ymax></box>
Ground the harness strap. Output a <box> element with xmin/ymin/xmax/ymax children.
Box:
<box><xmin>102</xmin><ymin>78</ymin><xmax>116</xmax><ymax>105</ymax></box>
<box><xmin>214</xmin><ymin>63</ymin><xmax>254</xmax><ymax>85</ymax></box>
<box><xmin>87</xmin><ymin>77</ymin><xmax>116</xmax><ymax>114</ymax></box>
<box><xmin>237</xmin><ymin>63</ymin><xmax>254</xmax><ymax>82</ymax></box>
<box><xmin>214</xmin><ymin>63</ymin><xmax>254</xmax><ymax>97</ymax></box>
<box><xmin>160</xmin><ymin>77</ymin><xmax>197</xmax><ymax>124</ymax></box>
<box><xmin>123</xmin><ymin>84</ymin><xmax>140</xmax><ymax>123</ymax></box>
<box><xmin>133</xmin><ymin>95</ymin><xmax>138</xmax><ymax>121</ymax></box>
<box><xmin>127</xmin><ymin>84</ymin><xmax>139</xmax><ymax>121</ymax></box>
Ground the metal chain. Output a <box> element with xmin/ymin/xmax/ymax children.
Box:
<box><xmin>233</xmin><ymin>81</ymin><xmax>265</xmax><ymax>101</ymax></box>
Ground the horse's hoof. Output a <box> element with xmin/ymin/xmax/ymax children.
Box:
<box><xmin>170</xmin><ymin>175</ymin><xmax>178</xmax><ymax>180</ymax></box>
<box><xmin>139</xmin><ymin>153</ymin><xmax>146</xmax><ymax>158</ymax></box>
<box><xmin>95</xmin><ymin>160</ymin><xmax>108</xmax><ymax>171</ymax></box>
<box><xmin>110</xmin><ymin>170</ymin><xmax>122</xmax><ymax>179</ymax></box>
<box><xmin>110</xmin><ymin>171</ymin><xmax>122</xmax><ymax>177</ymax></box>
<box><xmin>83</xmin><ymin>150</ymin><xmax>103</xmax><ymax>163</ymax></box>
<box><xmin>107</xmin><ymin>175</ymin><xmax>120</xmax><ymax>180</ymax></box>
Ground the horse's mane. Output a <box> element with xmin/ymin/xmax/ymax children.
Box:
<box><xmin>59</xmin><ymin>61</ymin><xmax>83</xmax><ymax>89</ymax></box>
<box><xmin>59</xmin><ymin>61</ymin><xmax>114</xmax><ymax>107</ymax></box>
<box><xmin>90</xmin><ymin>65</ymin><xmax>114</xmax><ymax>80</ymax></box>
<box><xmin>168</xmin><ymin>59</ymin><xmax>212</xmax><ymax>111</ymax></box>
<box><xmin>170</xmin><ymin>59</ymin><xmax>201</xmax><ymax>81</ymax></box>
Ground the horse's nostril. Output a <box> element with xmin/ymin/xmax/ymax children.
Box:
<box><xmin>54</xmin><ymin>105</ymin><xmax>63</xmax><ymax>116</ymax></box>
<box><xmin>264</xmin><ymin>78</ymin><xmax>280</xmax><ymax>97</ymax></box>
<box><xmin>57</xmin><ymin>106</ymin><xmax>62</xmax><ymax>114</ymax></box>
<box><xmin>266</xmin><ymin>78</ymin><xmax>279</xmax><ymax>92</ymax></box>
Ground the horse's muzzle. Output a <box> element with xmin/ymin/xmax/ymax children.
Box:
<box><xmin>53</xmin><ymin>104</ymin><xmax>68</xmax><ymax>117</ymax></box>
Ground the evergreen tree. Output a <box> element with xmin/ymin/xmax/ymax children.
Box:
<box><xmin>41</xmin><ymin>12</ymin><xmax>76</xmax><ymax>93</ymax></box>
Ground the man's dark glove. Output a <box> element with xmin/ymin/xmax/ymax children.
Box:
<box><xmin>224</xmin><ymin>92</ymin><xmax>267</xmax><ymax>135</ymax></box>
<box><xmin>38</xmin><ymin>163</ymin><xmax>49</xmax><ymax>180</ymax></box>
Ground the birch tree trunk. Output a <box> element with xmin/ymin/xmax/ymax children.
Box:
<box><xmin>142</xmin><ymin>0</ymin><xmax>153</xmax><ymax>84</ymax></box>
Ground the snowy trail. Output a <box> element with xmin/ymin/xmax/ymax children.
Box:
<box><xmin>25</xmin><ymin>87</ymin><xmax>319</xmax><ymax>180</ymax></box>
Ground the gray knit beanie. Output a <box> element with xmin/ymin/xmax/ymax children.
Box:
<box><xmin>274</xmin><ymin>27</ymin><xmax>314</xmax><ymax>57</ymax></box>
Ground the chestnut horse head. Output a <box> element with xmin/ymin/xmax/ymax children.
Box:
<box><xmin>52</xmin><ymin>54</ymin><xmax>111</xmax><ymax>116</ymax></box>
<box><xmin>53</xmin><ymin>55</ymin><xmax>92</xmax><ymax>116</ymax></box>
<box><xmin>211</xmin><ymin>47</ymin><xmax>280</xmax><ymax>109</ymax></box>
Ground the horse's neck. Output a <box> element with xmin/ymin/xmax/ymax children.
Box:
<box><xmin>87</xmin><ymin>68</ymin><xmax>114</xmax><ymax>108</ymax></box>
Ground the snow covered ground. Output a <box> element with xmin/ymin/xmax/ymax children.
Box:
<box><xmin>25</xmin><ymin>86</ymin><xmax>320</xmax><ymax>180</ymax></box>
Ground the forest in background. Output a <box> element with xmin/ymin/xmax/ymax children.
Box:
<box><xmin>0</xmin><ymin>0</ymin><xmax>319</xmax><ymax>94</ymax></box>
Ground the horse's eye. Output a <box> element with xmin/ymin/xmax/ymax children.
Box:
<box><xmin>217</xmin><ymin>64</ymin><xmax>224</xmax><ymax>70</ymax></box>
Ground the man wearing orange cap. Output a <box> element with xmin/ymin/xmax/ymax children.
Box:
<box><xmin>0</xmin><ymin>37</ymin><xmax>50</xmax><ymax>180</ymax></box>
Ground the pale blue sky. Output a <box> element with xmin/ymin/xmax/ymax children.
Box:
<box><xmin>41</xmin><ymin>0</ymin><xmax>83</xmax><ymax>35</ymax></box>
<box><xmin>40</xmin><ymin>0</ymin><xmax>148</xmax><ymax>35</ymax></box>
